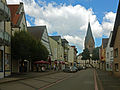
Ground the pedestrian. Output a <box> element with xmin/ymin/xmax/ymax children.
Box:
<box><xmin>54</xmin><ymin>64</ymin><xmax>56</xmax><ymax>71</ymax></box>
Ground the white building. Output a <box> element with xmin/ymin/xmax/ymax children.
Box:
<box><xmin>28</xmin><ymin>26</ymin><xmax>52</xmax><ymax>56</ymax></box>
<box><xmin>68</xmin><ymin>45</ymin><xmax>74</xmax><ymax>66</ymax></box>
<box><xmin>106</xmin><ymin>31</ymin><xmax>113</xmax><ymax>71</ymax></box>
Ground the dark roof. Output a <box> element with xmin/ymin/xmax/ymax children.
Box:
<box><xmin>110</xmin><ymin>1</ymin><xmax>120</xmax><ymax>47</ymax></box>
<box><xmin>85</xmin><ymin>22</ymin><xmax>94</xmax><ymax>44</ymax></box>
<box><xmin>49</xmin><ymin>36</ymin><xmax>61</xmax><ymax>42</ymax></box>
<box><xmin>102</xmin><ymin>38</ymin><xmax>109</xmax><ymax>49</ymax></box>
<box><xmin>62</xmin><ymin>39</ymin><xmax>69</xmax><ymax>43</ymax></box>
<box><xmin>28</xmin><ymin>26</ymin><xmax>46</xmax><ymax>40</ymax></box>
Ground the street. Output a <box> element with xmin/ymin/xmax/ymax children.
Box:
<box><xmin>0</xmin><ymin>69</ymin><xmax>95</xmax><ymax>90</ymax></box>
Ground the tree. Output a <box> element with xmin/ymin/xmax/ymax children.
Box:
<box><xmin>91</xmin><ymin>47</ymin><xmax>99</xmax><ymax>60</ymax></box>
<box><xmin>81</xmin><ymin>48</ymin><xmax>90</xmax><ymax>60</ymax></box>
<box><xmin>81</xmin><ymin>48</ymin><xmax>90</xmax><ymax>65</ymax></box>
<box><xmin>11</xmin><ymin>31</ymin><xmax>49</xmax><ymax>61</ymax></box>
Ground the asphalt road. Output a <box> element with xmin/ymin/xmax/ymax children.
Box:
<box><xmin>44</xmin><ymin>68</ymin><xmax>95</xmax><ymax>90</ymax></box>
<box><xmin>0</xmin><ymin>69</ymin><xmax>95</xmax><ymax>90</ymax></box>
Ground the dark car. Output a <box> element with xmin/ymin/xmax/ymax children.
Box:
<box><xmin>77</xmin><ymin>66</ymin><xmax>83</xmax><ymax>71</ymax></box>
<box><xmin>63</xmin><ymin>67</ymin><xmax>71</xmax><ymax>72</ymax></box>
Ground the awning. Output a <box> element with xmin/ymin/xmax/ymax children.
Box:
<box><xmin>34</xmin><ymin>60</ymin><xmax>50</xmax><ymax>64</ymax></box>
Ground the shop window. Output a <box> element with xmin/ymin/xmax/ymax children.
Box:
<box><xmin>0</xmin><ymin>50</ymin><xmax>3</xmax><ymax>71</ymax></box>
<box><xmin>115</xmin><ymin>63</ymin><xmax>119</xmax><ymax>72</ymax></box>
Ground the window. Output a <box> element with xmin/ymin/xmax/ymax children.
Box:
<box><xmin>115</xmin><ymin>63</ymin><xmax>119</xmax><ymax>72</ymax></box>
<box><xmin>0</xmin><ymin>50</ymin><xmax>3</xmax><ymax>72</ymax></box>
<box><xmin>114</xmin><ymin>48</ymin><xmax>118</xmax><ymax>58</ymax></box>
<box><xmin>107</xmin><ymin>52</ymin><xmax>109</xmax><ymax>58</ymax></box>
<box><xmin>107</xmin><ymin>64</ymin><xmax>109</xmax><ymax>69</ymax></box>
<box><xmin>111</xmin><ymin>51</ymin><xmax>113</xmax><ymax>57</ymax></box>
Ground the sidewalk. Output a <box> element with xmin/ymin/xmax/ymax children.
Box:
<box><xmin>95</xmin><ymin>69</ymin><xmax>120</xmax><ymax>90</ymax></box>
<box><xmin>0</xmin><ymin>70</ymin><xmax>61</xmax><ymax>84</ymax></box>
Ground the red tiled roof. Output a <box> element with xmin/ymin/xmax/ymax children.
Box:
<box><xmin>8</xmin><ymin>5</ymin><xmax>20</xmax><ymax>25</ymax></box>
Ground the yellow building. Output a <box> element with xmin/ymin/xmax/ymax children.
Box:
<box><xmin>100</xmin><ymin>38</ymin><xmax>109</xmax><ymax>70</ymax></box>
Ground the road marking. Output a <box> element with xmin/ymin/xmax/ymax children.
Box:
<box><xmin>39</xmin><ymin>75</ymin><xmax>72</xmax><ymax>90</ymax></box>
<box><xmin>94</xmin><ymin>69</ymin><xmax>98</xmax><ymax>90</ymax></box>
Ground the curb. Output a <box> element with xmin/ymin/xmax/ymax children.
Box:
<box><xmin>0</xmin><ymin>71</ymin><xmax>61</xmax><ymax>84</ymax></box>
<box><xmin>94</xmin><ymin>69</ymin><xmax>104</xmax><ymax>90</ymax></box>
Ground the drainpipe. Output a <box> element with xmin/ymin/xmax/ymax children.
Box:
<box><xmin>3</xmin><ymin>2</ymin><xmax>5</xmax><ymax>78</ymax></box>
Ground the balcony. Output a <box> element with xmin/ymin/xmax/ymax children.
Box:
<box><xmin>0</xmin><ymin>31</ymin><xmax>11</xmax><ymax>46</ymax></box>
<box><xmin>0</xmin><ymin>0</ymin><xmax>10</xmax><ymax>21</ymax></box>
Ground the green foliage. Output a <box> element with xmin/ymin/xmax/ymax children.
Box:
<box><xmin>91</xmin><ymin>47</ymin><xmax>99</xmax><ymax>60</ymax></box>
<box><xmin>81</xmin><ymin>48</ymin><xmax>90</xmax><ymax>60</ymax></box>
<box><xmin>11</xmin><ymin>31</ymin><xmax>49</xmax><ymax>61</ymax></box>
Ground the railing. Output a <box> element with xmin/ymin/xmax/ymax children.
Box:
<box><xmin>0</xmin><ymin>0</ymin><xmax>11</xmax><ymax>20</ymax></box>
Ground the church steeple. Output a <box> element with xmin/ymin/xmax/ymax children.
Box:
<box><xmin>85</xmin><ymin>22</ymin><xmax>95</xmax><ymax>54</ymax></box>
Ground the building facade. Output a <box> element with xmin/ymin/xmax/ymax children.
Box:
<box><xmin>0</xmin><ymin>0</ymin><xmax>11</xmax><ymax>78</ymax></box>
<box><xmin>68</xmin><ymin>45</ymin><xmax>74</xmax><ymax>66</ymax></box>
<box><xmin>100</xmin><ymin>38</ymin><xmax>109</xmax><ymax>70</ymax></box>
<box><xmin>49</xmin><ymin>37</ymin><xmax>58</xmax><ymax>62</ymax></box>
<box><xmin>8</xmin><ymin>2</ymin><xmax>27</xmax><ymax>34</ymax></box>
<box><xmin>50</xmin><ymin>36</ymin><xmax>64</xmax><ymax>61</ymax></box>
<box><xmin>28</xmin><ymin>26</ymin><xmax>52</xmax><ymax>56</ymax></box>
<box><xmin>62</xmin><ymin>39</ymin><xmax>69</xmax><ymax>63</ymax></box>
<box><xmin>106</xmin><ymin>31</ymin><xmax>113</xmax><ymax>71</ymax></box>
<box><xmin>110</xmin><ymin>1</ymin><xmax>120</xmax><ymax>77</ymax></box>
<box><xmin>8</xmin><ymin>2</ymin><xmax>28</xmax><ymax>73</ymax></box>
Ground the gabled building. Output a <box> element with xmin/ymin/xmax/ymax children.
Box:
<box><xmin>8</xmin><ymin>2</ymin><xmax>27</xmax><ymax>35</ymax></box>
<box><xmin>0</xmin><ymin>0</ymin><xmax>11</xmax><ymax>78</ymax></box>
<box><xmin>110</xmin><ymin>1</ymin><xmax>120</xmax><ymax>77</ymax></box>
<box><xmin>106</xmin><ymin>31</ymin><xmax>113</xmax><ymax>71</ymax></box>
<box><xmin>61</xmin><ymin>39</ymin><xmax>69</xmax><ymax>62</ymax></box>
<box><xmin>28</xmin><ymin>26</ymin><xmax>52</xmax><ymax>56</ymax></box>
<box><xmin>50</xmin><ymin>36</ymin><xmax>64</xmax><ymax>61</ymax></box>
<box><xmin>8</xmin><ymin>2</ymin><xmax>28</xmax><ymax>73</ymax></box>
<box><xmin>85</xmin><ymin>22</ymin><xmax>95</xmax><ymax>54</ymax></box>
<box><xmin>49</xmin><ymin>36</ymin><xmax>58</xmax><ymax>62</ymax></box>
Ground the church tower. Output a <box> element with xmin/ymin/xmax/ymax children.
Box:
<box><xmin>84</xmin><ymin>22</ymin><xmax>95</xmax><ymax>54</ymax></box>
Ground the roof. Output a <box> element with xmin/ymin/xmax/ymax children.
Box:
<box><xmin>8</xmin><ymin>5</ymin><xmax>20</xmax><ymax>25</ymax></box>
<box><xmin>102</xmin><ymin>38</ymin><xmax>109</xmax><ymax>49</ymax></box>
<box><xmin>62</xmin><ymin>39</ymin><xmax>68</xmax><ymax>43</ymax></box>
<box><xmin>49</xmin><ymin>36</ymin><xmax>61</xmax><ymax>42</ymax></box>
<box><xmin>7</xmin><ymin>2</ymin><xmax>23</xmax><ymax>27</ymax></box>
<box><xmin>110</xmin><ymin>1</ymin><xmax>120</xmax><ymax>47</ymax></box>
<box><xmin>85</xmin><ymin>22</ymin><xmax>94</xmax><ymax>44</ymax></box>
<box><xmin>28</xmin><ymin>26</ymin><xmax>46</xmax><ymax>40</ymax></box>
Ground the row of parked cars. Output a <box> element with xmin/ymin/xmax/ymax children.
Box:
<box><xmin>63</xmin><ymin>66</ymin><xmax>86</xmax><ymax>73</ymax></box>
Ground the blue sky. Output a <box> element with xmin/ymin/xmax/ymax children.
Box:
<box><xmin>7</xmin><ymin>0</ymin><xmax>119</xmax><ymax>53</ymax></box>
<box><xmin>26</xmin><ymin>0</ymin><xmax>118</xmax><ymax>53</ymax></box>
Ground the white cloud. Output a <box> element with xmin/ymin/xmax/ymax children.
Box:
<box><xmin>102</xmin><ymin>12</ymin><xmax>116</xmax><ymax>36</ymax></box>
<box><xmin>26</xmin><ymin>21</ymin><xmax>31</xmax><ymax>26</ymax></box>
<box><xmin>63</xmin><ymin>35</ymin><xmax>84</xmax><ymax>50</ymax></box>
<box><xmin>6</xmin><ymin>0</ymin><xmax>22</xmax><ymax>4</ymax></box>
<box><xmin>6</xmin><ymin>0</ymin><xmax>116</xmax><ymax>53</ymax></box>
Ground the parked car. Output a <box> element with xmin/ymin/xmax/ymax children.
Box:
<box><xmin>63</xmin><ymin>67</ymin><xmax>71</xmax><ymax>72</ymax></box>
<box><xmin>69</xmin><ymin>66</ymin><xmax>78</xmax><ymax>73</ymax></box>
<box><xmin>77</xmin><ymin>66</ymin><xmax>83</xmax><ymax>71</ymax></box>
<box><xmin>82</xmin><ymin>66</ymin><xmax>86</xmax><ymax>70</ymax></box>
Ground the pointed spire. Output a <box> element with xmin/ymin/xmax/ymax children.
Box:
<box><xmin>85</xmin><ymin>22</ymin><xmax>94</xmax><ymax>44</ymax></box>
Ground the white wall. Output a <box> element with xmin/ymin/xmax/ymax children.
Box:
<box><xmin>106</xmin><ymin>32</ymin><xmax>113</xmax><ymax>71</ymax></box>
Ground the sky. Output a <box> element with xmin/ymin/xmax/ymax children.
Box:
<box><xmin>7</xmin><ymin>0</ymin><xmax>119</xmax><ymax>53</ymax></box>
